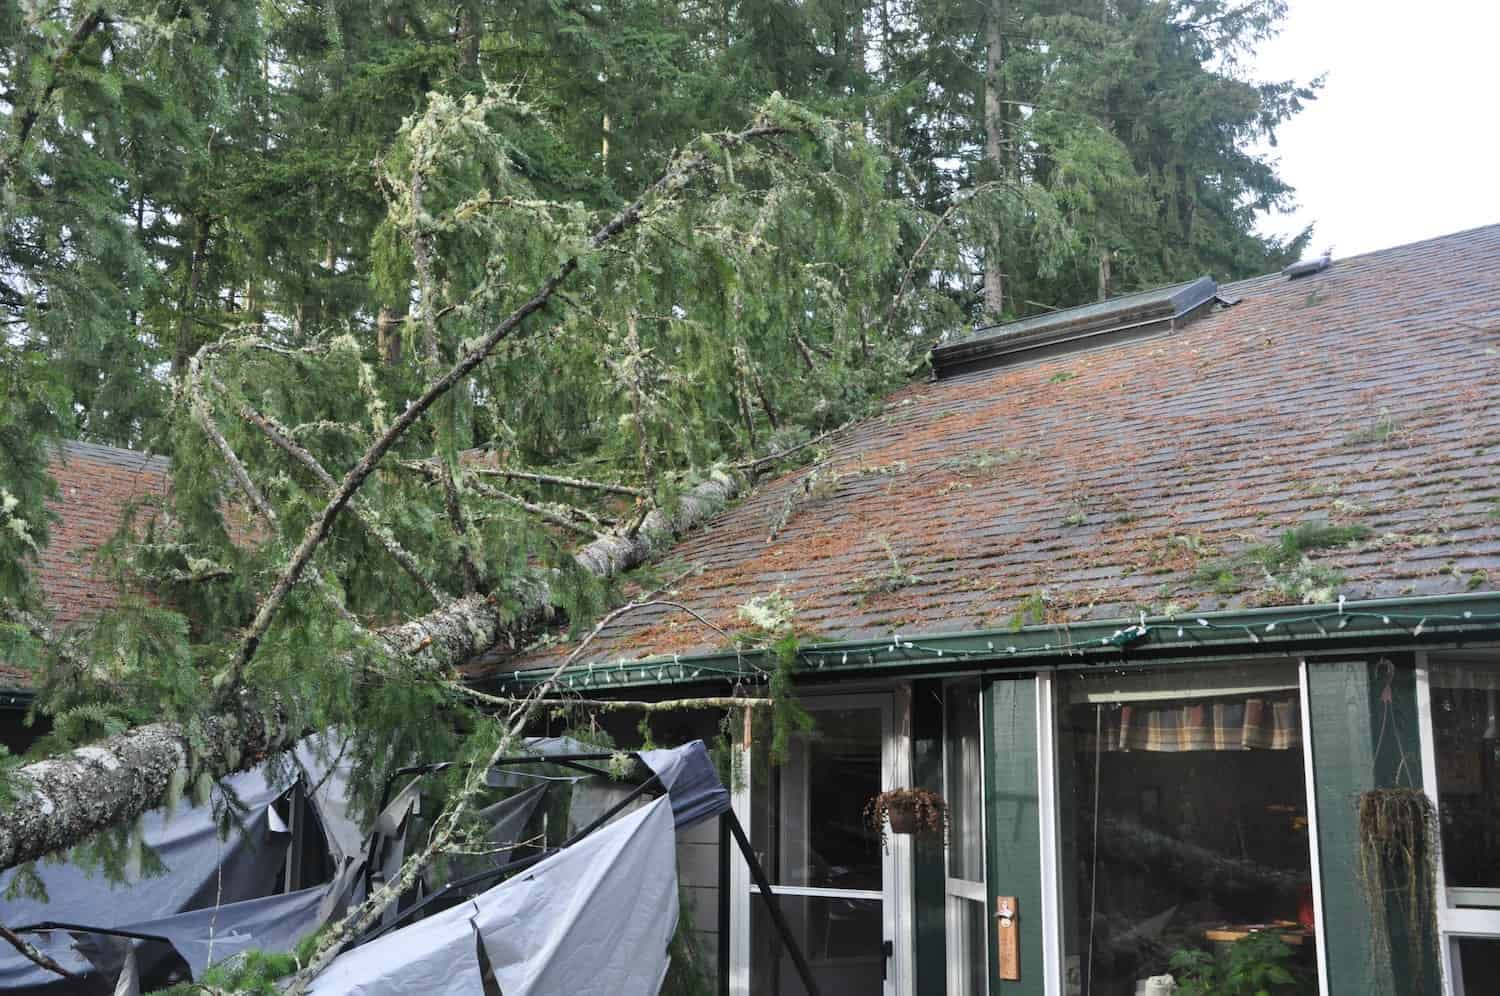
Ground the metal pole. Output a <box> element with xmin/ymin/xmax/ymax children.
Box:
<box><xmin>722</xmin><ymin>809</ymin><xmax>822</xmax><ymax>996</ymax></box>
<box><xmin>718</xmin><ymin>815</ymin><xmax>731</xmax><ymax>996</ymax></box>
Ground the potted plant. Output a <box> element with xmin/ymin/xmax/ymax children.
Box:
<box><xmin>865</xmin><ymin>787</ymin><xmax>947</xmax><ymax>849</ymax></box>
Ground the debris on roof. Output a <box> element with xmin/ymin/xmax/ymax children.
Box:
<box><xmin>1282</xmin><ymin>253</ymin><xmax>1333</xmax><ymax>279</ymax></box>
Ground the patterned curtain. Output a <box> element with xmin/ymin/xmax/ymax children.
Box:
<box><xmin>1103</xmin><ymin>693</ymin><xmax>1301</xmax><ymax>752</ymax></box>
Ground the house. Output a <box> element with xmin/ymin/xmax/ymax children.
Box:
<box><xmin>0</xmin><ymin>440</ymin><xmax>170</xmax><ymax>754</ymax></box>
<box><xmin>482</xmin><ymin>225</ymin><xmax>1500</xmax><ymax>996</ymax></box>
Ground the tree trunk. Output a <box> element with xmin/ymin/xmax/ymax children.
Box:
<box><xmin>0</xmin><ymin>470</ymin><xmax>742</xmax><ymax>871</ymax></box>
<box><xmin>458</xmin><ymin>1</ymin><xmax>481</xmax><ymax>69</ymax></box>
<box><xmin>376</xmin><ymin>304</ymin><xmax>405</xmax><ymax>366</ymax></box>
<box><xmin>1097</xmin><ymin>247</ymin><xmax>1111</xmax><ymax>302</ymax></box>
<box><xmin>982</xmin><ymin>0</ymin><xmax>1008</xmax><ymax>321</ymax></box>
<box><xmin>172</xmin><ymin>215</ymin><xmax>212</xmax><ymax>377</ymax></box>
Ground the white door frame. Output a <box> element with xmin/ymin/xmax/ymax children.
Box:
<box><xmin>1036</xmin><ymin>672</ymin><xmax>1064</xmax><ymax>996</ymax></box>
<box><xmin>729</xmin><ymin>688</ymin><xmax>914</xmax><ymax>996</ymax></box>
<box><xmin>1415</xmin><ymin>652</ymin><xmax>1500</xmax><ymax>996</ymax></box>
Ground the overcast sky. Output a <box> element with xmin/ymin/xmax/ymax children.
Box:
<box><xmin>1248</xmin><ymin>0</ymin><xmax>1500</xmax><ymax>260</ymax></box>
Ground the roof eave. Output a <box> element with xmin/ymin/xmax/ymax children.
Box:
<box><xmin>488</xmin><ymin>591</ymin><xmax>1500</xmax><ymax>694</ymax></box>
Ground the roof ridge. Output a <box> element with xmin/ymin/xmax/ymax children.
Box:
<box><xmin>1222</xmin><ymin>221</ymin><xmax>1500</xmax><ymax>294</ymax></box>
<box><xmin>56</xmin><ymin>439</ymin><xmax>171</xmax><ymax>475</ymax></box>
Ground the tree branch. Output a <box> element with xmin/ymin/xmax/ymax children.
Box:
<box><xmin>0</xmin><ymin>7</ymin><xmax>107</xmax><ymax>195</ymax></box>
<box><xmin>0</xmin><ymin>471</ymin><xmax>741</xmax><ymax>873</ymax></box>
<box><xmin>284</xmin><ymin>573</ymin><xmax>703</xmax><ymax>993</ymax></box>
<box><xmin>453</xmin><ymin>685</ymin><xmax>773</xmax><ymax>713</ymax></box>
<box><xmin>885</xmin><ymin>181</ymin><xmax>1000</xmax><ymax>336</ymax></box>
<box><xmin>219</xmin><ymin>120</ymin><xmax>786</xmax><ymax>696</ymax></box>
<box><xmin>464</xmin><ymin>478</ymin><xmax>603</xmax><ymax>539</ymax></box>
<box><xmin>442</xmin><ymin>464</ymin><xmax>647</xmax><ymax>499</ymax></box>
<box><xmin>0</xmin><ymin>923</ymin><xmax>76</xmax><ymax>980</ymax></box>
<box><xmin>212</xmin><ymin>380</ymin><xmax>445</xmax><ymax>604</ymax></box>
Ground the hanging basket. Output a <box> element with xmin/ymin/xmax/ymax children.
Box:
<box><xmin>886</xmin><ymin>800</ymin><xmax>920</xmax><ymax>834</ymax></box>
<box><xmin>864</xmin><ymin>788</ymin><xmax>947</xmax><ymax>849</ymax></box>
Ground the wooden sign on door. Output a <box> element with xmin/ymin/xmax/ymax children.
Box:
<box><xmin>996</xmin><ymin>895</ymin><xmax>1020</xmax><ymax>980</ymax></box>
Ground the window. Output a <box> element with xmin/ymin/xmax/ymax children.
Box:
<box><xmin>1055</xmin><ymin>664</ymin><xmax>1319</xmax><ymax>995</ymax></box>
<box><xmin>944</xmin><ymin>679</ymin><xmax>987</xmax><ymax>995</ymax></box>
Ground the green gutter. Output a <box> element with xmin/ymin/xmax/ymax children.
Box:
<box><xmin>488</xmin><ymin>592</ymin><xmax>1500</xmax><ymax>694</ymax></box>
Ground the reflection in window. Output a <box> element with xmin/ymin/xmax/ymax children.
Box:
<box><xmin>1429</xmin><ymin>658</ymin><xmax>1500</xmax><ymax>892</ymax></box>
<box><xmin>946</xmin><ymin>679</ymin><xmax>985</xmax><ymax>882</ymax></box>
<box><xmin>1057</xmin><ymin>665</ymin><xmax>1319</xmax><ymax>995</ymax></box>
<box><xmin>944</xmin><ymin>679</ymin><xmax>988</xmax><ymax>995</ymax></box>
<box><xmin>748</xmin><ymin>707</ymin><xmax>883</xmax><ymax>891</ymax></box>
<box><xmin>750</xmin><ymin>894</ymin><xmax>884</xmax><ymax>995</ymax></box>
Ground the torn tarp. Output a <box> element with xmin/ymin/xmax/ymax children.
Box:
<box><xmin>75</xmin><ymin>883</ymin><xmax>328</xmax><ymax>982</ymax></box>
<box><xmin>306</xmin><ymin>891</ymin><xmax>486</xmax><ymax>996</ymax></box>
<box><xmin>312</xmin><ymin>795</ymin><xmax>680</xmax><ymax>996</ymax></box>
<box><xmin>639</xmin><ymin>739</ymin><xmax>731</xmax><ymax>829</ymax></box>
<box><xmin>478</xmin><ymin>794</ymin><xmax>679</xmax><ymax>996</ymax></box>
<box><xmin>0</xmin><ymin>764</ymin><xmax>292</xmax><ymax>992</ymax></box>
<box><xmin>295</xmin><ymin>735</ymin><xmax>363</xmax><ymax>865</ymax></box>
<box><xmin>491</xmin><ymin>737</ymin><xmax>730</xmax><ymax>832</ymax></box>
<box><xmin>0</xmin><ymin>737</ymin><xmax>362</xmax><ymax>993</ymax></box>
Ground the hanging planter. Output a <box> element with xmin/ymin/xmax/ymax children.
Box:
<box><xmin>1356</xmin><ymin>786</ymin><xmax>1439</xmax><ymax>992</ymax></box>
<box><xmin>865</xmin><ymin>787</ymin><xmax>947</xmax><ymax>850</ymax></box>
<box><xmin>1353</xmin><ymin>659</ymin><xmax>1441</xmax><ymax>993</ymax></box>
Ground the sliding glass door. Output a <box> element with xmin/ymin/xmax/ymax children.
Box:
<box><xmin>1418</xmin><ymin>652</ymin><xmax>1500</xmax><ymax>996</ymax></box>
<box><xmin>736</xmin><ymin>693</ymin><xmax>901</xmax><ymax>996</ymax></box>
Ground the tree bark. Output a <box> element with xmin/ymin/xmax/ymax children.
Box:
<box><xmin>376</xmin><ymin>304</ymin><xmax>405</xmax><ymax>366</ymax></box>
<box><xmin>172</xmin><ymin>215</ymin><xmax>212</xmax><ymax>377</ymax></box>
<box><xmin>982</xmin><ymin>0</ymin><xmax>1008</xmax><ymax>322</ymax></box>
<box><xmin>0</xmin><ymin>470</ymin><xmax>742</xmax><ymax>872</ymax></box>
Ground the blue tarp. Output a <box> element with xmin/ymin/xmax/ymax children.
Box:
<box><xmin>640</xmin><ymin>739</ymin><xmax>731</xmax><ymax>829</ymax></box>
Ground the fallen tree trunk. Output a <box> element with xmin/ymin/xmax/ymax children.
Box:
<box><xmin>0</xmin><ymin>470</ymin><xmax>742</xmax><ymax>872</ymax></box>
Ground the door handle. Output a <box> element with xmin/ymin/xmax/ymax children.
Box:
<box><xmin>881</xmin><ymin>939</ymin><xmax>893</xmax><ymax>981</ymax></box>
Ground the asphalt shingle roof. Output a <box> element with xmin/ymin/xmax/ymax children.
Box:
<box><xmin>503</xmin><ymin>224</ymin><xmax>1500</xmax><ymax>672</ymax></box>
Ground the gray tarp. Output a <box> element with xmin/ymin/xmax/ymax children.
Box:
<box><xmin>478</xmin><ymin>794</ymin><xmax>678</xmax><ymax>996</ymax></box>
<box><xmin>492</xmin><ymin>737</ymin><xmax>729</xmax><ymax>832</ymax></box>
<box><xmin>306</xmin><ymin>892</ymin><xmax>486</xmax><ymax>995</ymax></box>
<box><xmin>311</xmin><ymin>795</ymin><xmax>680</xmax><ymax>996</ymax></box>
<box><xmin>80</xmin><ymin>883</ymin><xmax>327</xmax><ymax>981</ymax></box>
<box><xmin>294</xmin><ymin>736</ymin><xmax>363</xmax><ymax>865</ymax></box>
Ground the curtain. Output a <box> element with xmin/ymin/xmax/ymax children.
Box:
<box><xmin>1102</xmin><ymin>693</ymin><xmax>1301</xmax><ymax>751</ymax></box>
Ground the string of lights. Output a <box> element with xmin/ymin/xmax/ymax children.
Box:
<box><xmin>492</xmin><ymin>595</ymin><xmax>1500</xmax><ymax>694</ymax></box>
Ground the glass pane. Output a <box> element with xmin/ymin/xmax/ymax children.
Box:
<box><xmin>1429</xmin><ymin>657</ymin><xmax>1500</xmax><ymax>891</ymax></box>
<box><xmin>946</xmin><ymin>896</ymin><xmax>988</xmax><ymax>995</ymax></box>
<box><xmin>751</xmin><ymin>893</ymin><xmax>884</xmax><ymax>996</ymax></box>
<box><xmin>1057</xmin><ymin>664</ymin><xmax>1319</xmax><ymax>996</ymax></box>
<box><xmin>1456</xmin><ymin>937</ymin><xmax>1500</xmax><ymax>990</ymax></box>
<box><xmin>749</xmin><ymin>706</ymin><xmax>883</xmax><ymax>891</ymax></box>
<box><xmin>945</xmin><ymin>679</ymin><xmax>984</xmax><ymax>882</ymax></box>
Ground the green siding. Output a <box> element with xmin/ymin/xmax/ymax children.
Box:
<box><xmin>1306</xmin><ymin>655</ymin><xmax>1438</xmax><ymax>995</ymax></box>
<box><xmin>983</xmin><ymin>675</ymin><xmax>1045</xmax><ymax>996</ymax></box>
<box><xmin>912</xmin><ymin>679</ymin><xmax>949</xmax><ymax>996</ymax></box>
